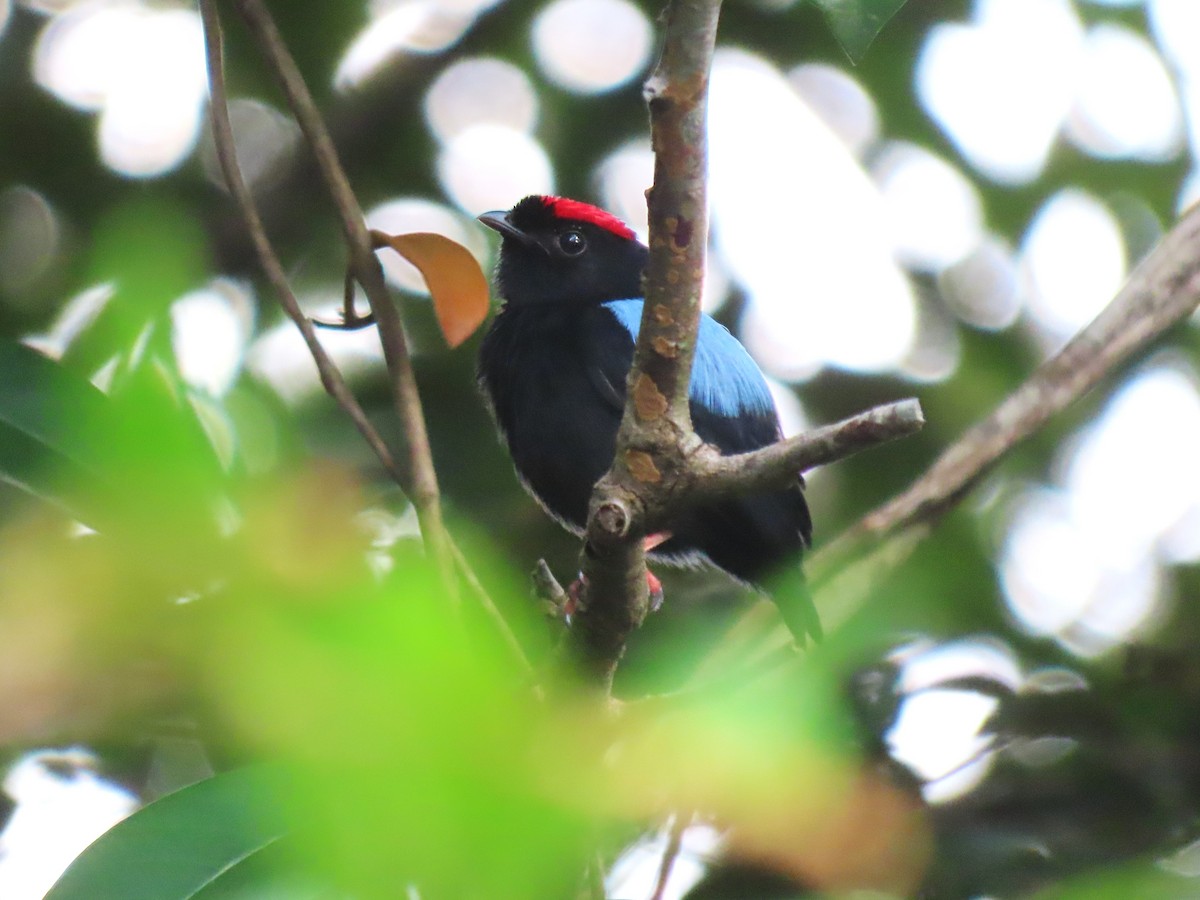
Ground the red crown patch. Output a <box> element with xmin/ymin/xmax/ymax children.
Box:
<box><xmin>542</xmin><ymin>196</ymin><xmax>636</xmax><ymax>241</ymax></box>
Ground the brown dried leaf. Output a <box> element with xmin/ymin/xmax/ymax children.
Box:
<box><xmin>371</xmin><ymin>230</ymin><xmax>490</xmax><ymax>348</ymax></box>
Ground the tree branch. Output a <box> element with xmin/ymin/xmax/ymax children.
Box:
<box><xmin>567</xmin><ymin>1</ymin><xmax>928</xmax><ymax>692</ymax></box>
<box><xmin>687</xmin><ymin>399</ymin><xmax>924</xmax><ymax>504</ymax></box>
<box><xmin>199</xmin><ymin>1</ymin><xmax>403</xmax><ymax>487</ymax></box>
<box><xmin>569</xmin><ymin>0</ymin><xmax>723</xmax><ymax>692</ymax></box>
<box><xmin>230</xmin><ymin>0</ymin><xmax>454</xmax><ymax>595</ymax></box>
<box><xmin>817</xmin><ymin>194</ymin><xmax>1200</xmax><ymax>581</ymax></box>
<box><xmin>205</xmin><ymin>1</ymin><xmax>536</xmax><ymax>679</ymax></box>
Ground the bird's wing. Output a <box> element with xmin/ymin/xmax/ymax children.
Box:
<box><xmin>687</xmin><ymin>315</ymin><xmax>813</xmax><ymax>550</ymax></box>
<box><xmin>688</xmin><ymin>313</ymin><xmax>780</xmax><ymax>448</ymax></box>
<box><xmin>597</xmin><ymin>298</ymin><xmax>783</xmax><ymax>448</ymax></box>
<box><xmin>599</xmin><ymin>300</ymin><xmax>815</xmax><ymax>637</ymax></box>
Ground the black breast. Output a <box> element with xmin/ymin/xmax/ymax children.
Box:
<box><xmin>477</xmin><ymin>303</ymin><xmax>634</xmax><ymax>532</ymax></box>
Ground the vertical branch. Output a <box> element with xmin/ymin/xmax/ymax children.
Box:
<box><xmin>573</xmin><ymin>0</ymin><xmax>723</xmax><ymax>692</ymax></box>
<box><xmin>635</xmin><ymin>0</ymin><xmax>721</xmax><ymax>435</ymax></box>
<box><xmin>230</xmin><ymin>0</ymin><xmax>455</xmax><ymax>596</ymax></box>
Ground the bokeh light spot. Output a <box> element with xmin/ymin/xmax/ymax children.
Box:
<box><xmin>0</xmin><ymin>186</ymin><xmax>61</xmax><ymax>303</ymax></box>
<box><xmin>335</xmin><ymin>0</ymin><xmax>501</xmax><ymax>90</ymax></box>
<box><xmin>710</xmin><ymin>50</ymin><xmax>914</xmax><ymax>377</ymax></box>
<box><xmin>873</xmin><ymin>141</ymin><xmax>984</xmax><ymax>272</ymax></box>
<box><xmin>899</xmin><ymin>638</ymin><xmax>1022</xmax><ymax>694</ymax></box>
<box><xmin>916</xmin><ymin>0</ymin><xmax>1084</xmax><ymax>184</ymax></box>
<box><xmin>1177</xmin><ymin>170</ymin><xmax>1200</xmax><ymax>216</ymax></box>
<box><xmin>788</xmin><ymin>62</ymin><xmax>879</xmax><ymax>156</ymax></box>
<box><xmin>437</xmin><ymin>124</ymin><xmax>554</xmax><ymax>216</ymax></box>
<box><xmin>171</xmin><ymin>279</ymin><xmax>254</xmax><ymax>397</ymax></box>
<box><xmin>1066</xmin><ymin>362</ymin><xmax>1200</xmax><ymax>566</ymax></box>
<box><xmin>0</xmin><ymin>751</ymin><xmax>136</xmax><ymax>899</ymax></box>
<box><xmin>424</xmin><ymin>57</ymin><xmax>538</xmax><ymax>143</ymax></box>
<box><xmin>1021</xmin><ymin>189</ymin><xmax>1125</xmax><ymax>341</ymax></box>
<box><xmin>1066</xmin><ymin>23</ymin><xmax>1182</xmax><ymax>161</ymax></box>
<box><xmin>34</xmin><ymin>3</ymin><xmax>208</xmax><ymax>178</ymax></box>
<box><xmin>607</xmin><ymin>820</ymin><xmax>719</xmax><ymax>900</ymax></box>
<box><xmin>531</xmin><ymin>0</ymin><xmax>652</xmax><ymax>94</ymax></box>
<box><xmin>938</xmin><ymin>237</ymin><xmax>1022</xmax><ymax>331</ymax></box>
<box><xmin>199</xmin><ymin>99</ymin><xmax>300</xmax><ymax>195</ymax></box>
<box><xmin>899</xmin><ymin>297</ymin><xmax>961</xmax><ymax>383</ymax></box>
<box><xmin>1149</xmin><ymin>0</ymin><xmax>1200</xmax><ymax>76</ymax></box>
<box><xmin>249</xmin><ymin>289</ymin><xmax>386</xmax><ymax>405</ymax></box>
<box><xmin>1001</xmin><ymin>487</ymin><xmax>1160</xmax><ymax>657</ymax></box>
<box><xmin>999</xmin><ymin>363</ymin><xmax>1200</xmax><ymax>656</ymax></box>
<box><xmin>595</xmin><ymin>140</ymin><xmax>653</xmax><ymax>241</ymax></box>
<box><xmin>23</xmin><ymin>283</ymin><xmax>114</xmax><ymax>361</ymax></box>
<box><xmin>888</xmin><ymin>689</ymin><xmax>997</xmax><ymax>798</ymax></box>
<box><xmin>33</xmin><ymin>2</ymin><xmax>134</xmax><ymax>112</ymax></box>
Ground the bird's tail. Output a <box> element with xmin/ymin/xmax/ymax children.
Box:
<box><xmin>772</xmin><ymin>568</ymin><xmax>822</xmax><ymax>646</ymax></box>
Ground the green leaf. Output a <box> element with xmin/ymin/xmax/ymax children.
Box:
<box><xmin>66</xmin><ymin>194</ymin><xmax>209</xmax><ymax>374</ymax></box>
<box><xmin>45</xmin><ymin>767</ymin><xmax>287</xmax><ymax>900</ymax></box>
<box><xmin>810</xmin><ymin>0</ymin><xmax>908</xmax><ymax>62</ymax></box>
<box><xmin>0</xmin><ymin>341</ymin><xmax>113</xmax><ymax>515</ymax></box>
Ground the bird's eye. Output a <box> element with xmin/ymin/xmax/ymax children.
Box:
<box><xmin>557</xmin><ymin>230</ymin><xmax>586</xmax><ymax>256</ymax></box>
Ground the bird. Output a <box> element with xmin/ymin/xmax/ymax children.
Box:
<box><xmin>476</xmin><ymin>194</ymin><xmax>818</xmax><ymax>642</ymax></box>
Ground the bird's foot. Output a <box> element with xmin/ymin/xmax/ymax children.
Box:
<box><xmin>565</xmin><ymin>574</ymin><xmax>585</xmax><ymax>624</ymax></box>
<box><xmin>642</xmin><ymin>533</ymin><xmax>668</xmax><ymax>612</ymax></box>
<box><xmin>564</xmin><ymin>569</ymin><xmax>665</xmax><ymax>620</ymax></box>
<box><xmin>646</xmin><ymin>569</ymin><xmax>664</xmax><ymax>612</ymax></box>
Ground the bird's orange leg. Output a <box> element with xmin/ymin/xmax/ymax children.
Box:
<box><xmin>564</xmin><ymin>532</ymin><xmax>673</xmax><ymax>620</ymax></box>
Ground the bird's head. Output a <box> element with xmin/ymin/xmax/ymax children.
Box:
<box><xmin>479</xmin><ymin>195</ymin><xmax>648</xmax><ymax>307</ymax></box>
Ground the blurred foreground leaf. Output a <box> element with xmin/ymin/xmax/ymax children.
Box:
<box><xmin>45</xmin><ymin>766</ymin><xmax>286</xmax><ymax>900</ymax></box>
<box><xmin>810</xmin><ymin>0</ymin><xmax>908</xmax><ymax>62</ymax></box>
<box><xmin>203</xmin><ymin>534</ymin><xmax>592</xmax><ymax>898</ymax></box>
<box><xmin>1035</xmin><ymin>859</ymin><xmax>1200</xmax><ymax>899</ymax></box>
<box><xmin>66</xmin><ymin>195</ymin><xmax>208</xmax><ymax>374</ymax></box>
<box><xmin>0</xmin><ymin>341</ymin><xmax>110</xmax><ymax>516</ymax></box>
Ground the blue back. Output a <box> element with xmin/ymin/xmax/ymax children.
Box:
<box><xmin>603</xmin><ymin>299</ymin><xmax>775</xmax><ymax>419</ymax></box>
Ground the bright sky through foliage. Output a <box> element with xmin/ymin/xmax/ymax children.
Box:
<box><xmin>1002</xmin><ymin>363</ymin><xmax>1200</xmax><ymax>655</ymax></box>
<box><xmin>708</xmin><ymin>49</ymin><xmax>916</xmax><ymax>376</ymax></box>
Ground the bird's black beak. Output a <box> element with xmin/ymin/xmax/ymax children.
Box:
<box><xmin>478</xmin><ymin>210</ymin><xmax>538</xmax><ymax>249</ymax></box>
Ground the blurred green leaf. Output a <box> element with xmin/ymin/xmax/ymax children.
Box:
<box><xmin>1035</xmin><ymin>860</ymin><xmax>1200</xmax><ymax>899</ymax></box>
<box><xmin>0</xmin><ymin>341</ymin><xmax>110</xmax><ymax>471</ymax></box>
<box><xmin>205</xmin><ymin>538</ymin><xmax>593</xmax><ymax>898</ymax></box>
<box><xmin>0</xmin><ymin>341</ymin><xmax>112</xmax><ymax>515</ymax></box>
<box><xmin>65</xmin><ymin>194</ymin><xmax>208</xmax><ymax>374</ymax></box>
<box><xmin>809</xmin><ymin>0</ymin><xmax>908</xmax><ymax>62</ymax></box>
<box><xmin>45</xmin><ymin>767</ymin><xmax>287</xmax><ymax>900</ymax></box>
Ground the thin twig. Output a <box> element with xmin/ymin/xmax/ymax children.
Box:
<box><xmin>532</xmin><ymin>559</ymin><xmax>570</xmax><ymax>621</ymax></box>
<box><xmin>231</xmin><ymin>0</ymin><xmax>455</xmax><ymax>600</ymax></box>
<box><xmin>199</xmin><ymin>0</ymin><xmax>402</xmax><ymax>487</ymax></box>
<box><xmin>650</xmin><ymin>814</ymin><xmax>689</xmax><ymax>900</ymax></box>
<box><xmin>446</xmin><ymin>538</ymin><xmax>533</xmax><ymax>676</ymax></box>
<box><xmin>687</xmin><ymin>399</ymin><xmax>924</xmax><ymax>505</ymax></box>
<box><xmin>206</xmin><ymin>0</ymin><xmax>536</xmax><ymax>677</ymax></box>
